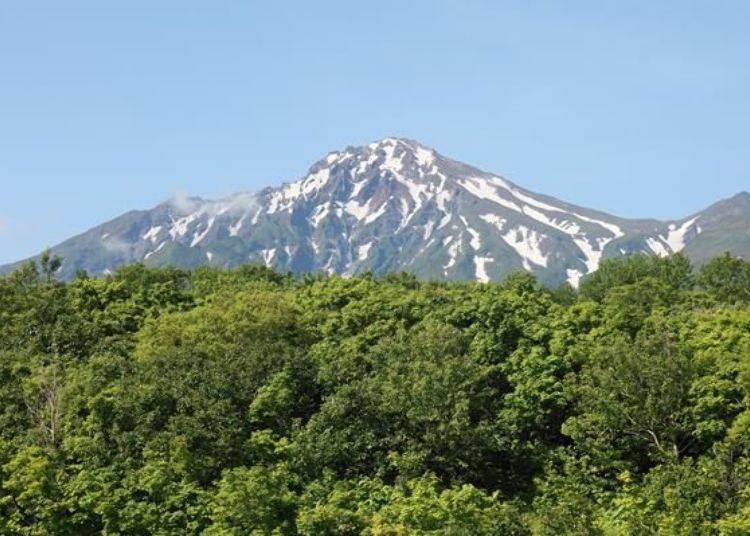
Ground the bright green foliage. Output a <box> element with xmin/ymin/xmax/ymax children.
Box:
<box><xmin>579</xmin><ymin>252</ymin><xmax>693</xmax><ymax>302</ymax></box>
<box><xmin>698</xmin><ymin>252</ymin><xmax>750</xmax><ymax>305</ymax></box>
<box><xmin>297</xmin><ymin>475</ymin><xmax>528</xmax><ymax>535</ymax></box>
<box><xmin>207</xmin><ymin>465</ymin><xmax>297</xmax><ymax>535</ymax></box>
<box><xmin>0</xmin><ymin>254</ymin><xmax>749</xmax><ymax>533</ymax></box>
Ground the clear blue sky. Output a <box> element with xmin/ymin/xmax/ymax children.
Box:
<box><xmin>1</xmin><ymin>1</ymin><xmax>748</xmax><ymax>263</ymax></box>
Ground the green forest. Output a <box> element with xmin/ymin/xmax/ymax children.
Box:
<box><xmin>1</xmin><ymin>251</ymin><xmax>750</xmax><ymax>535</ymax></box>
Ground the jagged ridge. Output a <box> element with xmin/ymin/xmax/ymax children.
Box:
<box><xmin>3</xmin><ymin>138</ymin><xmax>748</xmax><ymax>286</ymax></box>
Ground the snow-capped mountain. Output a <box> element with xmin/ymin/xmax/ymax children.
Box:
<box><xmin>4</xmin><ymin>138</ymin><xmax>749</xmax><ymax>286</ymax></box>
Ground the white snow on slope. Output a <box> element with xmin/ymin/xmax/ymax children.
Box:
<box><xmin>444</xmin><ymin>239</ymin><xmax>461</xmax><ymax>271</ymax></box>
<box><xmin>169</xmin><ymin>212</ymin><xmax>200</xmax><ymax>240</ymax></box>
<box><xmin>229</xmin><ymin>214</ymin><xmax>247</xmax><ymax>237</ymax></box>
<box><xmin>479</xmin><ymin>213</ymin><xmax>506</xmax><ymax>232</ymax></box>
<box><xmin>344</xmin><ymin>199</ymin><xmax>371</xmax><ymax>221</ymax></box>
<box><xmin>458</xmin><ymin>177</ymin><xmax>522</xmax><ymax>212</ymax></box>
<box><xmin>520</xmin><ymin>206</ymin><xmax>580</xmax><ymax>237</ymax></box>
<box><xmin>380</xmin><ymin>142</ymin><xmax>405</xmax><ymax>174</ymax></box>
<box><xmin>310</xmin><ymin>204</ymin><xmax>329</xmax><ymax>227</ymax></box>
<box><xmin>350</xmin><ymin>177</ymin><xmax>368</xmax><ymax>198</ymax></box>
<box><xmin>142</xmin><ymin>226</ymin><xmax>162</xmax><ymax>243</ymax></box>
<box><xmin>453</xmin><ymin>174</ymin><xmax>625</xmax><ymax>274</ymax></box>
<box><xmin>460</xmin><ymin>216</ymin><xmax>482</xmax><ymax>250</ymax></box>
<box><xmin>436</xmin><ymin>190</ymin><xmax>453</xmax><ymax>229</ymax></box>
<box><xmin>191</xmin><ymin>217</ymin><xmax>215</xmax><ymax>247</ymax></box>
<box><xmin>661</xmin><ymin>217</ymin><xmax>698</xmax><ymax>252</ymax></box>
<box><xmin>385</xmin><ymin>160</ymin><xmax>429</xmax><ymax>227</ymax></box>
<box><xmin>498</xmin><ymin>180</ymin><xmax>624</xmax><ymax>238</ymax></box>
<box><xmin>415</xmin><ymin>147</ymin><xmax>435</xmax><ymax>167</ymax></box>
<box><xmin>501</xmin><ymin>226</ymin><xmax>549</xmax><ymax>269</ymax></box>
<box><xmin>356</xmin><ymin>152</ymin><xmax>379</xmax><ymax>175</ymax></box>
<box><xmin>357</xmin><ymin>242</ymin><xmax>372</xmax><ymax>260</ymax></box>
<box><xmin>474</xmin><ymin>256</ymin><xmax>494</xmax><ymax>283</ymax></box>
<box><xmin>144</xmin><ymin>241</ymin><xmax>167</xmax><ymax>260</ymax></box>
<box><xmin>459</xmin><ymin>175</ymin><xmax>624</xmax><ymax>239</ymax></box>
<box><xmin>260</xmin><ymin>248</ymin><xmax>276</xmax><ymax>266</ymax></box>
<box><xmin>646</xmin><ymin>237</ymin><xmax>670</xmax><ymax>257</ymax></box>
<box><xmin>572</xmin><ymin>212</ymin><xmax>624</xmax><ymax>238</ymax></box>
<box><xmin>267</xmin><ymin>167</ymin><xmax>332</xmax><ymax>214</ymax></box>
<box><xmin>364</xmin><ymin>202</ymin><xmax>388</xmax><ymax>224</ymax></box>
<box><xmin>515</xmin><ymin>203</ymin><xmax>615</xmax><ymax>274</ymax></box>
<box><xmin>573</xmin><ymin>236</ymin><xmax>609</xmax><ymax>273</ymax></box>
<box><xmin>566</xmin><ymin>269</ymin><xmax>584</xmax><ymax>288</ymax></box>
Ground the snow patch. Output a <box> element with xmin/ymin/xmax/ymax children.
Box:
<box><xmin>357</xmin><ymin>242</ymin><xmax>373</xmax><ymax>260</ymax></box>
<box><xmin>474</xmin><ymin>256</ymin><xmax>494</xmax><ymax>283</ymax></box>
<box><xmin>573</xmin><ymin>213</ymin><xmax>624</xmax><ymax>238</ymax></box>
<box><xmin>190</xmin><ymin>217</ymin><xmax>215</xmax><ymax>247</ymax></box>
<box><xmin>501</xmin><ymin>226</ymin><xmax>549</xmax><ymax>269</ymax></box>
<box><xmin>357</xmin><ymin>152</ymin><xmax>379</xmax><ymax>175</ymax></box>
<box><xmin>344</xmin><ymin>199</ymin><xmax>371</xmax><ymax>221</ymax></box>
<box><xmin>364</xmin><ymin>202</ymin><xmax>388</xmax><ymax>224</ymax></box>
<box><xmin>423</xmin><ymin>220</ymin><xmax>435</xmax><ymax>240</ymax></box>
<box><xmin>646</xmin><ymin>237</ymin><xmax>670</xmax><ymax>257</ymax></box>
<box><xmin>566</xmin><ymin>269</ymin><xmax>584</xmax><ymax>288</ymax></box>
<box><xmin>499</xmin><ymin>181</ymin><xmax>624</xmax><ymax>238</ymax></box>
<box><xmin>350</xmin><ymin>178</ymin><xmax>368</xmax><ymax>198</ymax></box>
<box><xmin>144</xmin><ymin>241</ymin><xmax>167</xmax><ymax>260</ymax></box>
<box><xmin>444</xmin><ymin>239</ymin><xmax>461</xmax><ymax>270</ymax></box>
<box><xmin>573</xmin><ymin>236</ymin><xmax>610</xmax><ymax>273</ymax></box>
<box><xmin>460</xmin><ymin>216</ymin><xmax>481</xmax><ymax>251</ymax></box>
<box><xmin>380</xmin><ymin>143</ymin><xmax>404</xmax><ymax>174</ymax></box>
<box><xmin>458</xmin><ymin>177</ymin><xmax>522</xmax><ymax>212</ymax></box>
<box><xmin>260</xmin><ymin>248</ymin><xmax>276</xmax><ymax>266</ymax></box>
<box><xmin>229</xmin><ymin>214</ymin><xmax>247</xmax><ymax>237</ymax></box>
<box><xmin>169</xmin><ymin>212</ymin><xmax>200</xmax><ymax>240</ymax></box>
<box><xmin>661</xmin><ymin>217</ymin><xmax>698</xmax><ymax>253</ymax></box>
<box><xmin>415</xmin><ymin>147</ymin><xmax>435</xmax><ymax>168</ymax></box>
<box><xmin>311</xmin><ymin>203</ymin><xmax>336</xmax><ymax>227</ymax></box>
<box><xmin>267</xmin><ymin>167</ymin><xmax>331</xmax><ymax>214</ymax></box>
<box><xmin>479</xmin><ymin>213</ymin><xmax>505</xmax><ymax>232</ymax></box>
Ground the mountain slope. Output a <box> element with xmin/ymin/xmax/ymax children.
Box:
<box><xmin>3</xmin><ymin>138</ymin><xmax>748</xmax><ymax>286</ymax></box>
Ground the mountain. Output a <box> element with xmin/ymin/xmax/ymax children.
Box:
<box><xmin>3</xmin><ymin>138</ymin><xmax>749</xmax><ymax>286</ymax></box>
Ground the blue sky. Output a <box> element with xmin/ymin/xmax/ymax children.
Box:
<box><xmin>1</xmin><ymin>1</ymin><xmax>748</xmax><ymax>263</ymax></box>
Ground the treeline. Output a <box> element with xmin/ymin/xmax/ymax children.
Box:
<box><xmin>1</xmin><ymin>252</ymin><xmax>750</xmax><ymax>534</ymax></box>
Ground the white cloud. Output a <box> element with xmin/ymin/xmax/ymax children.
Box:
<box><xmin>169</xmin><ymin>190</ymin><xmax>201</xmax><ymax>214</ymax></box>
<box><xmin>169</xmin><ymin>189</ymin><xmax>259</xmax><ymax>217</ymax></box>
<box><xmin>101</xmin><ymin>234</ymin><xmax>132</xmax><ymax>254</ymax></box>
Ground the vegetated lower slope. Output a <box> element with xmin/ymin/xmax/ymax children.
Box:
<box><xmin>1</xmin><ymin>251</ymin><xmax>750</xmax><ymax>533</ymax></box>
<box><xmin>3</xmin><ymin>137</ymin><xmax>749</xmax><ymax>286</ymax></box>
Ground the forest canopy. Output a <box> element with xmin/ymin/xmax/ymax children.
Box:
<box><xmin>1</xmin><ymin>252</ymin><xmax>750</xmax><ymax>534</ymax></box>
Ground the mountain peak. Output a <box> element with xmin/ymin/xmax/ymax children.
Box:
<box><xmin>367</xmin><ymin>136</ymin><xmax>427</xmax><ymax>148</ymax></box>
<box><xmin>319</xmin><ymin>137</ymin><xmax>438</xmax><ymax>169</ymax></box>
<box><xmin>4</xmin><ymin>140</ymin><xmax>749</xmax><ymax>285</ymax></box>
<box><xmin>699</xmin><ymin>191</ymin><xmax>750</xmax><ymax>215</ymax></box>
